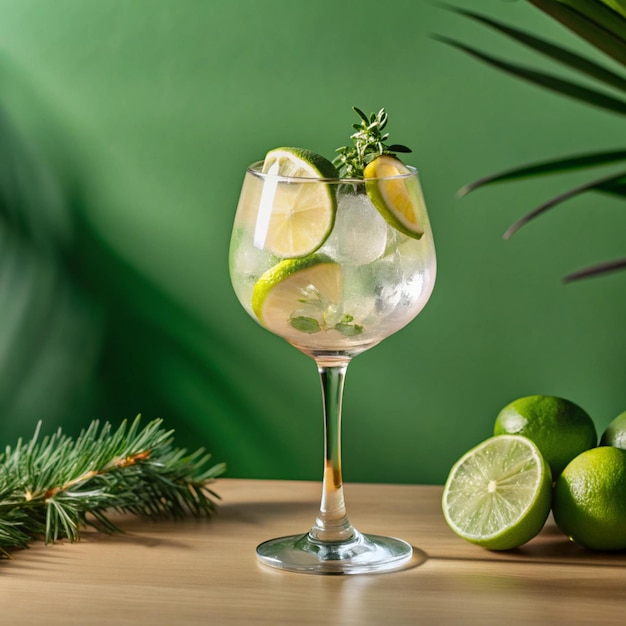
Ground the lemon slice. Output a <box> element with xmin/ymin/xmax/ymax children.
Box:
<box><xmin>256</xmin><ymin>147</ymin><xmax>337</xmax><ymax>258</ymax></box>
<box><xmin>363</xmin><ymin>155</ymin><xmax>425</xmax><ymax>239</ymax></box>
<box><xmin>252</xmin><ymin>254</ymin><xmax>341</xmax><ymax>336</ymax></box>
<box><xmin>442</xmin><ymin>435</ymin><xmax>552</xmax><ymax>550</ymax></box>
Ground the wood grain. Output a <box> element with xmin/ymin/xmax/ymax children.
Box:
<box><xmin>1</xmin><ymin>479</ymin><xmax>625</xmax><ymax>625</ymax></box>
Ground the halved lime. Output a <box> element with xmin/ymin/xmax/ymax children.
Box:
<box><xmin>258</xmin><ymin>147</ymin><xmax>337</xmax><ymax>258</ymax></box>
<box><xmin>252</xmin><ymin>254</ymin><xmax>342</xmax><ymax>336</ymax></box>
<box><xmin>442</xmin><ymin>435</ymin><xmax>552</xmax><ymax>550</ymax></box>
<box><xmin>363</xmin><ymin>155</ymin><xmax>424</xmax><ymax>239</ymax></box>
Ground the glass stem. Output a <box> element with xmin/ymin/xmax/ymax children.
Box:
<box><xmin>309</xmin><ymin>362</ymin><xmax>355</xmax><ymax>544</ymax></box>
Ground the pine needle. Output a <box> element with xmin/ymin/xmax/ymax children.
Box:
<box><xmin>0</xmin><ymin>416</ymin><xmax>225</xmax><ymax>558</ymax></box>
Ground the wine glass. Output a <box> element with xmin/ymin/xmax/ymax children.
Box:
<box><xmin>229</xmin><ymin>158</ymin><xmax>436</xmax><ymax>574</ymax></box>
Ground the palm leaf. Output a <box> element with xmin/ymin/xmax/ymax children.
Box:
<box><xmin>443</xmin><ymin>5</ymin><xmax>626</xmax><ymax>93</ymax></box>
<box><xmin>559</xmin><ymin>0</ymin><xmax>626</xmax><ymax>37</ymax></box>
<box><xmin>435</xmin><ymin>35</ymin><xmax>626</xmax><ymax>116</ymax></box>
<box><xmin>444</xmin><ymin>1</ymin><xmax>626</xmax><ymax>280</ymax></box>
<box><xmin>595</xmin><ymin>174</ymin><xmax>626</xmax><ymax>194</ymax></box>
<box><xmin>599</xmin><ymin>0</ymin><xmax>626</xmax><ymax>20</ymax></box>
<box><xmin>564</xmin><ymin>256</ymin><xmax>626</xmax><ymax>281</ymax></box>
<box><xmin>528</xmin><ymin>0</ymin><xmax>626</xmax><ymax>66</ymax></box>
<box><xmin>458</xmin><ymin>149</ymin><xmax>626</xmax><ymax>195</ymax></box>
<box><xmin>502</xmin><ymin>170</ymin><xmax>626</xmax><ymax>239</ymax></box>
<box><xmin>549</xmin><ymin>0</ymin><xmax>626</xmax><ymax>38</ymax></box>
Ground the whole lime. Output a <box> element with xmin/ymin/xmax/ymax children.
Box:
<box><xmin>599</xmin><ymin>410</ymin><xmax>626</xmax><ymax>449</ymax></box>
<box><xmin>553</xmin><ymin>446</ymin><xmax>626</xmax><ymax>551</ymax></box>
<box><xmin>494</xmin><ymin>395</ymin><xmax>596</xmax><ymax>478</ymax></box>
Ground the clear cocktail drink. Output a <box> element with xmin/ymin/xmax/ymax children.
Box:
<box><xmin>230</xmin><ymin>164</ymin><xmax>436</xmax><ymax>359</ymax></box>
<box><xmin>228</xmin><ymin>109</ymin><xmax>437</xmax><ymax>574</ymax></box>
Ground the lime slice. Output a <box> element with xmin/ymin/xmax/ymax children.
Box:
<box><xmin>442</xmin><ymin>435</ymin><xmax>552</xmax><ymax>550</ymax></box>
<box><xmin>257</xmin><ymin>147</ymin><xmax>337</xmax><ymax>258</ymax></box>
<box><xmin>252</xmin><ymin>254</ymin><xmax>342</xmax><ymax>336</ymax></box>
<box><xmin>363</xmin><ymin>155</ymin><xmax>424</xmax><ymax>239</ymax></box>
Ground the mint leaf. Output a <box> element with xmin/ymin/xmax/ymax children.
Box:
<box><xmin>334</xmin><ymin>322</ymin><xmax>364</xmax><ymax>337</ymax></box>
<box><xmin>290</xmin><ymin>316</ymin><xmax>321</xmax><ymax>334</ymax></box>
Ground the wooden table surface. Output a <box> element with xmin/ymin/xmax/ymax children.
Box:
<box><xmin>2</xmin><ymin>478</ymin><xmax>625</xmax><ymax>625</ymax></box>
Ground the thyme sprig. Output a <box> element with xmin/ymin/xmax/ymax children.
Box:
<box><xmin>0</xmin><ymin>417</ymin><xmax>225</xmax><ymax>557</ymax></box>
<box><xmin>333</xmin><ymin>107</ymin><xmax>412</xmax><ymax>177</ymax></box>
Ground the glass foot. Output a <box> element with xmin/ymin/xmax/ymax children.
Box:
<box><xmin>256</xmin><ymin>529</ymin><xmax>415</xmax><ymax>574</ymax></box>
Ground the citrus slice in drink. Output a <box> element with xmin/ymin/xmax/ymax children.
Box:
<box><xmin>363</xmin><ymin>154</ymin><xmax>425</xmax><ymax>239</ymax></box>
<box><xmin>252</xmin><ymin>254</ymin><xmax>342</xmax><ymax>336</ymax></box>
<box><xmin>257</xmin><ymin>147</ymin><xmax>337</xmax><ymax>258</ymax></box>
<box><xmin>442</xmin><ymin>435</ymin><xmax>552</xmax><ymax>550</ymax></box>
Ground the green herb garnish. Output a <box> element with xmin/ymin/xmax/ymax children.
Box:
<box><xmin>333</xmin><ymin>107</ymin><xmax>412</xmax><ymax>177</ymax></box>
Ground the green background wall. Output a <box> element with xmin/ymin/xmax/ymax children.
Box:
<box><xmin>0</xmin><ymin>0</ymin><xmax>623</xmax><ymax>484</ymax></box>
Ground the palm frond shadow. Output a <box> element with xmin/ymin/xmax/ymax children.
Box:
<box><xmin>0</xmin><ymin>66</ymin><xmax>295</xmax><ymax>475</ymax></box>
<box><xmin>0</xmin><ymin>104</ymin><xmax>103</xmax><ymax>438</ymax></box>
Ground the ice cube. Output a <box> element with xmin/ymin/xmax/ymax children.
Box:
<box><xmin>320</xmin><ymin>191</ymin><xmax>387</xmax><ymax>265</ymax></box>
<box><xmin>230</xmin><ymin>227</ymin><xmax>273</xmax><ymax>278</ymax></box>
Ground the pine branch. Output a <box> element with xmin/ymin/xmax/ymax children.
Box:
<box><xmin>0</xmin><ymin>417</ymin><xmax>225</xmax><ymax>558</ymax></box>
